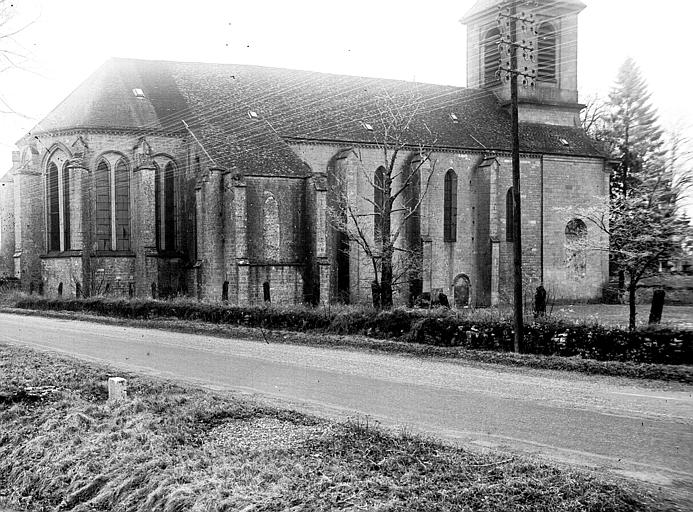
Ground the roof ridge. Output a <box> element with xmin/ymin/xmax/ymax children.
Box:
<box><xmin>107</xmin><ymin>56</ymin><xmax>470</xmax><ymax>91</ymax></box>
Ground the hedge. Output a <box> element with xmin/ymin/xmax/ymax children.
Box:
<box><xmin>13</xmin><ymin>297</ymin><xmax>693</xmax><ymax>366</ymax></box>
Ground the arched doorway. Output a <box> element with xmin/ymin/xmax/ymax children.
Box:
<box><xmin>452</xmin><ymin>274</ymin><xmax>471</xmax><ymax>308</ymax></box>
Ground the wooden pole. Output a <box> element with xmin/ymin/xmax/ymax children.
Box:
<box><xmin>510</xmin><ymin>0</ymin><xmax>524</xmax><ymax>353</ymax></box>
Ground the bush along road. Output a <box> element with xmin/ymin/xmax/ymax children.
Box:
<box><xmin>10</xmin><ymin>297</ymin><xmax>693</xmax><ymax>382</ymax></box>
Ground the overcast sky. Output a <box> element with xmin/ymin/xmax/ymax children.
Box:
<box><xmin>1</xmin><ymin>0</ymin><xmax>691</xmax><ymax>211</ymax></box>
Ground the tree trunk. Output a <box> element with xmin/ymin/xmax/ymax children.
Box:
<box><xmin>381</xmin><ymin>253</ymin><xmax>393</xmax><ymax>309</ymax></box>
<box><xmin>371</xmin><ymin>280</ymin><xmax>381</xmax><ymax>310</ymax></box>
<box><xmin>381</xmin><ymin>177</ymin><xmax>393</xmax><ymax>309</ymax></box>
<box><xmin>618</xmin><ymin>270</ymin><xmax>625</xmax><ymax>303</ymax></box>
<box><xmin>628</xmin><ymin>273</ymin><xmax>637</xmax><ymax>330</ymax></box>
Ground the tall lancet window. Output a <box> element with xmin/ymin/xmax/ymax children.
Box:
<box><xmin>62</xmin><ymin>164</ymin><xmax>70</xmax><ymax>250</ymax></box>
<box><xmin>114</xmin><ymin>158</ymin><xmax>130</xmax><ymax>251</ymax></box>
<box><xmin>47</xmin><ymin>162</ymin><xmax>60</xmax><ymax>251</ymax></box>
<box><xmin>443</xmin><ymin>169</ymin><xmax>458</xmax><ymax>242</ymax></box>
<box><xmin>95</xmin><ymin>160</ymin><xmax>112</xmax><ymax>251</ymax></box>
<box><xmin>155</xmin><ymin>161</ymin><xmax>177</xmax><ymax>252</ymax></box>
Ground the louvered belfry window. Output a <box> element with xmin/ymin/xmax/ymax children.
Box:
<box><xmin>443</xmin><ymin>169</ymin><xmax>458</xmax><ymax>242</ymax></box>
<box><xmin>483</xmin><ymin>28</ymin><xmax>501</xmax><ymax>86</ymax></box>
<box><xmin>95</xmin><ymin>160</ymin><xmax>112</xmax><ymax>251</ymax></box>
<box><xmin>537</xmin><ymin>22</ymin><xmax>557</xmax><ymax>82</ymax></box>
<box><xmin>47</xmin><ymin>162</ymin><xmax>60</xmax><ymax>251</ymax></box>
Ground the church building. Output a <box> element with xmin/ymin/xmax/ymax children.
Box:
<box><xmin>0</xmin><ymin>0</ymin><xmax>609</xmax><ymax>307</ymax></box>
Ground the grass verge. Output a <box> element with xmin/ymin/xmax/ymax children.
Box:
<box><xmin>0</xmin><ymin>344</ymin><xmax>681</xmax><ymax>512</ymax></box>
<box><xmin>4</xmin><ymin>306</ymin><xmax>693</xmax><ymax>384</ymax></box>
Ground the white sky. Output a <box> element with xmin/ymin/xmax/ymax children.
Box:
<box><xmin>1</xmin><ymin>0</ymin><xmax>692</xmax><ymax>213</ymax></box>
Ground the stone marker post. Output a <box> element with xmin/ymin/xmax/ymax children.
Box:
<box><xmin>108</xmin><ymin>377</ymin><xmax>127</xmax><ymax>401</ymax></box>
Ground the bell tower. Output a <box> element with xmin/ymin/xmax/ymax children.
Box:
<box><xmin>461</xmin><ymin>0</ymin><xmax>586</xmax><ymax>126</ymax></box>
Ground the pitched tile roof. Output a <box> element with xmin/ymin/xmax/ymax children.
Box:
<box><xmin>27</xmin><ymin>58</ymin><xmax>606</xmax><ymax>176</ymax></box>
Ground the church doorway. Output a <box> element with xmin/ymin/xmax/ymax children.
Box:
<box><xmin>452</xmin><ymin>274</ymin><xmax>471</xmax><ymax>308</ymax></box>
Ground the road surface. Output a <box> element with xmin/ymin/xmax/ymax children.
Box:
<box><xmin>1</xmin><ymin>312</ymin><xmax>691</xmax><ymax>498</ymax></box>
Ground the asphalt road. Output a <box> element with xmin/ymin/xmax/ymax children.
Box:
<box><xmin>1</xmin><ymin>312</ymin><xmax>692</xmax><ymax>498</ymax></box>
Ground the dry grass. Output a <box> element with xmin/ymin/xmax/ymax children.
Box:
<box><xmin>548</xmin><ymin>304</ymin><xmax>693</xmax><ymax>330</ymax></box>
<box><xmin>0</xmin><ymin>344</ymin><xmax>682</xmax><ymax>512</ymax></box>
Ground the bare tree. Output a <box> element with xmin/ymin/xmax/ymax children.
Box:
<box><xmin>328</xmin><ymin>91</ymin><xmax>438</xmax><ymax>309</ymax></box>
<box><xmin>0</xmin><ymin>0</ymin><xmax>36</xmax><ymax>116</ymax></box>
<box><xmin>580</xmin><ymin>94</ymin><xmax>610</xmax><ymax>143</ymax></box>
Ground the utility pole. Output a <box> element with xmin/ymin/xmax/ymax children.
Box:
<box><xmin>498</xmin><ymin>1</ymin><xmax>536</xmax><ymax>353</ymax></box>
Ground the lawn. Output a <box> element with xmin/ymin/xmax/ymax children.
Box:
<box><xmin>0</xmin><ymin>344</ymin><xmax>681</xmax><ymax>512</ymax></box>
<box><xmin>548</xmin><ymin>304</ymin><xmax>693</xmax><ymax>330</ymax></box>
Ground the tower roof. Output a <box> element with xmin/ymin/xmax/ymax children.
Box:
<box><xmin>461</xmin><ymin>0</ymin><xmax>586</xmax><ymax>24</ymax></box>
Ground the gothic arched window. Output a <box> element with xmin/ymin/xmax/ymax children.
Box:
<box><xmin>483</xmin><ymin>28</ymin><xmax>501</xmax><ymax>86</ymax></box>
<box><xmin>537</xmin><ymin>22</ymin><xmax>557</xmax><ymax>82</ymax></box>
<box><xmin>95</xmin><ymin>160</ymin><xmax>112</xmax><ymax>251</ymax></box>
<box><xmin>62</xmin><ymin>163</ymin><xmax>70</xmax><ymax>250</ymax></box>
<box><xmin>506</xmin><ymin>187</ymin><xmax>514</xmax><ymax>242</ymax></box>
<box><xmin>374</xmin><ymin>166</ymin><xmax>385</xmax><ymax>241</ymax></box>
<box><xmin>164</xmin><ymin>162</ymin><xmax>175</xmax><ymax>251</ymax></box>
<box><xmin>46</xmin><ymin>162</ymin><xmax>60</xmax><ymax>251</ymax></box>
<box><xmin>114</xmin><ymin>158</ymin><xmax>130</xmax><ymax>251</ymax></box>
<box><xmin>443</xmin><ymin>169</ymin><xmax>458</xmax><ymax>242</ymax></box>
<box><xmin>155</xmin><ymin>161</ymin><xmax>177</xmax><ymax>252</ymax></box>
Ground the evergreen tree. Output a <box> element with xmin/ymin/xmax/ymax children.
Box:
<box><xmin>607</xmin><ymin>57</ymin><xmax>666</xmax><ymax>199</ymax></box>
<box><xmin>582</xmin><ymin>58</ymin><xmax>693</xmax><ymax>327</ymax></box>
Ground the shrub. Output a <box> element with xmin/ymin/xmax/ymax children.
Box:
<box><xmin>13</xmin><ymin>297</ymin><xmax>693</xmax><ymax>365</ymax></box>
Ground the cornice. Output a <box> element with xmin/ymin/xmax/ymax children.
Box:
<box><xmin>23</xmin><ymin>126</ymin><xmax>187</xmax><ymax>142</ymax></box>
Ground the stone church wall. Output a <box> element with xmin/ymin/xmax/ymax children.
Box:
<box><xmin>87</xmin><ymin>255</ymin><xmax>136</xmax><ymax>297</ymax></box>
<box><xmin>14</xmin><ymin>169</ymin><xmax>45</xmax><ymax>291</ymax></box>
<box><xmin>245</xmin><ymin>176</ymin><xmax>306</xmax><ymax>264</ymax></box>
<box><xmin>495</xmin><ymin>156</ymin><xmax>543</xmax><ymax>302</ymax></box>
<box><xmin>292</xmin><ymin>143</ymin><xmax>501</xmax><ymax>307</ymax></box>
<box><xmin>221</xmin><ymin>175</ymin><xmax>309</xmax><ymax>305</ymax></box>
<box><xmin>0</xmin><ymin>174</ymin><xmax>14</xmax><ymax>277</ymax></box>
<box><xmin>41</xmin><ymin>255</ymin><xmax>83</xmax><ymax>297</ymax></box>
<box><xmin>248</xmin><ymin>264</ymin><xmax>304</xmax><ymax>304</ymax></box>
<box><xmin>543</xmin><ymin>155</ymin><xmax>609</xmax><ymax>300</ymax></box>
<box><xmin>471</xmin><ymin>161</ymin><xmax>491</xmax><ymax>306</ymax></box>
<box><xmin>422</xmin><ymin>152</ymin><xmax>485</xmax><ymax>306</ymax></box>
<box><xmin>14</xmin><ymin>131</ymin><xmax>187</xmax><ymax>297</ymax></box>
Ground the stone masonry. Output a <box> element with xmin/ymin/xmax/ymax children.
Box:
<box><xmin>0</xmin><ymin>1</ymin><xmax>609</xmax><ymax>306</ymax></box>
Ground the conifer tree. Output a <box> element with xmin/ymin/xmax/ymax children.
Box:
<box><xmin>585</xmin><ymin>58</ymin><xmax>693</xmax><ymax>327</ymax></box>
<box><xmin>608</xmin><ymin>58</ymin><xmax>666</xmax><ymax>200</ymax></box>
